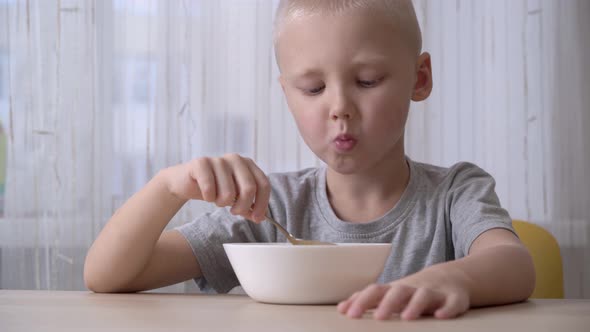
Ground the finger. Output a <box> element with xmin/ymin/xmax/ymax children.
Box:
<box><xmin>337</xmin><ymin>291</ymin><xmax>360</xmax><ymax>314</ymax></box>
<box><xmin>401</xmin><ymin>288</ymin><xmax>444</xmax><ymax>320</ymax></box>
<box><xmin>373</xmin><ymin>285</ymin><xmax>415</xmax><ymax>320</ymax></box>
<box><xmin>346</xmin><ymin>284</ymin><xmax>389</xmax><ymax>319</ymax></box>
<box><xmin>434</xmin><ymin>294</ymin><xmax>468</xmax><ymax>319</ymax></box>
<box><xmin>226</xmin><ymin>155</ymin><xmax>257</xmax><ymax>217</ymax></box>
<box><xmin>245</xmin><ymin>159</ymin><xmax>271</xmax><ymax>222</ymax></box>
<box><xmin>210</xmin><ymin>157</ymin><xmax>236</xmax><ymax>207</ymax></box>
<box><xmin>191</xmin><ymin>158</ymin><xmax>216</xmax><ymax>202</ymax></box>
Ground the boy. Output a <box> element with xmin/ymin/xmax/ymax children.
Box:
<box><xmin>84</xmin><ymin>0</ymin><xmax>535</xmax><ymax>320</ymax></box>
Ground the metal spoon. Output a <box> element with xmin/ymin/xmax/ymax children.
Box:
<box><xmin>264</xmin><ymin>213</ymin><xmax>336</xmax><ymax>246</ymax></box>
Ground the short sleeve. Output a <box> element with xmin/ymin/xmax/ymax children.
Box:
<box><xmin>175</xmin><ymin>207</ymin><xmax>275</xmax><ymax>293</ymax></box>
<box><xmin>446</xmin><ymin>163</ymin><xmax>517</xmax><ymax>258</ymax></box>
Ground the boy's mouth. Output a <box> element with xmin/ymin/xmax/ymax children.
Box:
<box><xmin>333</xmin><ymin>134</ymin><xmax>357</xmax><ymax>152</ymax></box>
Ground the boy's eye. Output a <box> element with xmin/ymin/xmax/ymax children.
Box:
<box><xmin>304</xmin><ymin>85</ymin><xmax>325</xmax><ymax>95</ymax></box>
<box><xmin>358</xmin><ymin>78</ymin><xmax>382</xmax><ymax>88</ymax></box>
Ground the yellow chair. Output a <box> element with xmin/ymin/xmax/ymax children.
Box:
<box><xmin>512</xmin><ymin>220</ymin><xmax>564</xmax><ymax>298</ymax></box>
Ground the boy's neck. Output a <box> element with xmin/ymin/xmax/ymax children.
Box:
<box><xmin>325</xmin><ymin>156</ymin><xmax>410</xmax><ymax>223</ymax></box>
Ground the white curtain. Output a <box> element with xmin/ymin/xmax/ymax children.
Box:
<box><xmin>1</xmin><ymin>0</ymin><xmax>588</xmax><ymax>297</ymax></box>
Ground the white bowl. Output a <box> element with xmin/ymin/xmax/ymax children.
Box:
<box><xmin>223</xmin><ymin>243</ymin><xmax>392</xmax><ymax>304</ymax></box>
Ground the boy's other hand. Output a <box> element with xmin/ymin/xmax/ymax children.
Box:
<box><xmin>337</xmin><ymin>266</ymin><xmax>470</xmax><ymax>320</ymax></box>
<box><xmin>161</xmin><ymin>154</ymin><xmax>271</xmax><ymax>223</ymax></box>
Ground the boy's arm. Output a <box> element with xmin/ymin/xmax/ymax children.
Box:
<box><xmin>338</xmin><ymin>228</ymin><xmax>535</xmax><ymax>320</ymax></box>
<box><xmin>84</xmin><ymin>155</ymin><xmax>271</xmax><ymax>293</ymax></box>
<box><xmin>83</xmin><ymin>171</ymin><xmax>199</xmax><ymax>293</ymax></box>
<box><xmin>442</xmin><ymin>228</ymin><xmax>536</xmax><ymax>307</ymax></box>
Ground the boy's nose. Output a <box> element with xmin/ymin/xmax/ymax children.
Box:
<box><xmin>329</xmin><ymin>91</ymin><xmax>354</xmax><ymax>121</ymax></box>
<box><xmin>331</xmin><ymin>111</ymin><xmax>352</xmax><ymax>120</ymax></box>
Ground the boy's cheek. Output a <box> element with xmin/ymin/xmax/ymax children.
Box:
<box><xmin>282</xmin><ymin>88</ymin><xmax>304</xmax><ymax>111</ymax></box>
<box><xmin>294</xmin><ymin>117</ymin><xmax>322</xmax><ymax>141</ymax></box>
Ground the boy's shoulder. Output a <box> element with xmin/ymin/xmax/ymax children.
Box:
<box><xmin>411</xmin><ymin>159</ymin><xmax>495</xmax><ymax>189</ymax></box>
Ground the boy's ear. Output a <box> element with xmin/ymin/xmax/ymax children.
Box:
<box><xmin>411</xmin><ymin>52</ymin><xmax>433</xmax><ymax>102</ymax></box>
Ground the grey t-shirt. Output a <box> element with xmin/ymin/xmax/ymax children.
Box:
<box><xmin>176</xmin><ymin>159</ymin><xmax>515</xmax><ymax>293</ymax></box>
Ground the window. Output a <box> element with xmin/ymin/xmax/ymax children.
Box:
<box><xmin>0</xmin><ymin>51</ymin><xmax>6</xmax><ymax>100</ymax></box>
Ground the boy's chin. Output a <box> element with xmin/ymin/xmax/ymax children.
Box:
<box><xmin>326</xmin><ymin>159</ymin><xmax>364</xmax><ymax>175</ymax></box>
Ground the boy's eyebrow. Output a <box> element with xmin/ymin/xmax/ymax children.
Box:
<box><xmin>285</xmin><ymin>68</ymin><xmax>324</xmax><ymax>80</ymax></box>
<box><xmin>351</xmin><ymin>54</ymin><xmax>391</xmax><ymax>67</ymax></box>
<box><xmin>284</xmin><ymin>54</ymin><xmax>393</xmax><ymax>79</ymax></box>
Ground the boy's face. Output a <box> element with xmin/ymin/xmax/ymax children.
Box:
<box><xmin>276</xmin><ymin>9</ymin><xmax>432</xmax><ymax>174</ymax></box>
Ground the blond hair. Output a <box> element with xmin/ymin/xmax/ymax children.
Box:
<box><xmin>273</xmin><ymin>0</ymin><xmax>422</xmax><ymax>56</ymax></box>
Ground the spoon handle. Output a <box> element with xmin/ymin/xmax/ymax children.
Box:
<box><xmin>262</xmin><ymin>213</ymin><xmax>336</xmax><ymax>245</ymax></box>
<box><xmin>264</xmin><ymin>213</ymin><xmax>297</xmax><ymax>244</ymax></box>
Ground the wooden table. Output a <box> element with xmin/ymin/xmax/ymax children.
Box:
<box><xmin>1</xmin><ymin>290</ymin><xmax>589</xmax><ymax>331</ymax></box>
